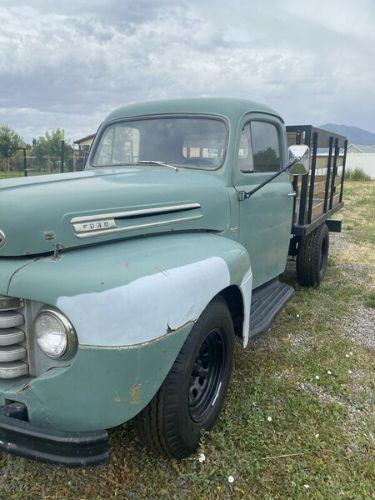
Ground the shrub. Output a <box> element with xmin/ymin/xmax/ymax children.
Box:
<box><xmin>345</xmin><ymin>167</ymin><xmax>371</xmax><ymax>181</ymax></box>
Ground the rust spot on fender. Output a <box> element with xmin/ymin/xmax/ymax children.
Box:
<box><xmin>129</xmin><ymin>384</ymin><xmax>142</xmax><ymax>405</ymax></box>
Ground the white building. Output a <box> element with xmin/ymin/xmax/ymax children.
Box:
<box><xmin>73</xmin><ymin>133</ymin><xmax>96</xmax><ymax>152</ymax></box>
<box><xmin>346</xmin><ymin>144</ymin><xmax>375</xmax><ymax>179</ymax></box>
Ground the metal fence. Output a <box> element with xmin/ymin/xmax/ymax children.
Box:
<box><xmin>0</xmin><ymin>151</ymin><xmax>87</xmax><ymax>180</ymax></box>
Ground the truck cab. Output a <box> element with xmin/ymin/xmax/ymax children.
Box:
<box><xmin>0</xmin><ymin>98</ymin><xmax>346</xmax><ymax>465</ymax></box>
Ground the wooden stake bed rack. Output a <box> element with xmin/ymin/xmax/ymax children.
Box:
<box><xmin>286</xmin><ymin>125</ymin><xmax>348</xmax><ymax>237</ymax></box>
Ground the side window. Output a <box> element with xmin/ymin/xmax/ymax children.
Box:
<box><xmin>238</xmin><ymin>124</ymin><xmax>254</xmax><ymax>172</ymax></box>
<box><xmin>250</xmin><ymin>121</ymin><xmax>281</xmax><ymax>172</ymax></box>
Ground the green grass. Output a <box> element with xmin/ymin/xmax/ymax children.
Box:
<box><xmin>0</xmin><ymin>182</ymin><xmax>374</xmax><ymax>498</ymax></box>
<box><xmin>342</xmin><ymin>181</ymin><xmax>375</xmax><ymax>246</ymax></box>
<box><xmin>365</xmin><ymin>291</ymin><xmax>375</xmax><ymax>308</ymax></box>
<box><xmin>0</xmin><ymin>171</ymin><xmax>47</xmax><ymax>179</ymax></box>
<box><xmin>0</xmin><ymin>171</ymin><xmax>22</xmax><ymax>179</ymax></box>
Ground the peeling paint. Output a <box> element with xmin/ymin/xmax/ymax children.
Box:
<box><xmin>166</xmin><ymin>323</ymin><xmax>175</xmax><ymax>334</ymax></box>
<box><xmin>129</xmin><ymin>384</ymin><xmax>142</xmax><ymax>405</ymax></box>
<box><xmin>58</xmin><ymin>257</ymin><xmax>230</xmax><ymax>347</ymax></box>
<box><xmin>80</xmin><ymin>320</ymin><xmax>193</xmax><ymax>349</ymax></box>
<box><xmin>155</xmin><ymin>266</ymin><xmax>169</xmax><ymax>277</ymax></box>
<box><xmin>43</xmin><ymin>231</ymin><xmax>56</xmax><ymax>241</ymax></box>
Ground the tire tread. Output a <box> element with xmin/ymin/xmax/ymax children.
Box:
<box><xmin>296</xmin><ymin>223</ymin><xmax>329</xmax><ymax>287</ymax></box>
<box><xmin>136</xmin><ymin>297</ymin><xmax>233</xmax><ymax>458</ymax></box>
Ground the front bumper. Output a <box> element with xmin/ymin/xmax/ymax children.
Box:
<box><xmin>0</xmin><ymin>403</ymin><xmax>109</xmax><ymax>467</ymax></box>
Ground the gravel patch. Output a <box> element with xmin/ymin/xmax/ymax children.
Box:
<box><xmin>330</xmin><ymin>232</ymin><xmax>348</xmax><ymax>254</ymax></box>
<box><xmin>251</xmin><ymin>332</ymin><xmax>281</xmax><ymax>352</ymax></box>
<box><xmin>336</xmin><ymin>262</ymin><xmax>372</xmax><ymax>274</ymax></box>
<box><xmin>297</xmin><ymin>381</ymin><xmax>344</xmax><ymax>405</ymax></box>
<box><xmin>288</xmin><ymin>331</ymin><xmax>313</xmax><ymax>353</ymax></box>
<box><xmin>295</xmin><ymin>336</ymin><xmax>375</xmax><ymax>443</ymax></box>
<box><xmin>298</xmin><ymin>380</ymin><xmax>373</xmax><ymax>429</ymax></box>
<box><xmin>343</xmin><ymin>305</ymin><xmax>375</xmax><ymax>349</ymax></box>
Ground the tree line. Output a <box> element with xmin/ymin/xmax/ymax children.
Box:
<box><xmin>0</xmin><ymin>125</ymin><xmax>75</xmax><ymax>172</ymax></box>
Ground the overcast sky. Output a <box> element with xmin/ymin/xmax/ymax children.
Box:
<box><xmin>0</xmin><ymin>0</ymin><xmax>374</xmax><ymax>142</ymax></box>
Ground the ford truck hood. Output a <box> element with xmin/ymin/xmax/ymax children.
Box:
<box><xmin>0</xmin><ymin>167</ymin><xmax>230</xmax><ymax>256</ymax></box>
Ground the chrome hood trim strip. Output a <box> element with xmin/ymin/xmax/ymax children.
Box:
<box><xmin>71</xmin><ymin>203</ymin><xmax>201</xmax><ymax>224</ymax></box>
<box><xmin>74</xmin><ymin>214</ymin><xmax>203</xmax><ymax>238</ymax></box>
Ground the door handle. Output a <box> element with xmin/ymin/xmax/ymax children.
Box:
<box><xmin>288</xmin><ymin>192</ymin><xmax>296</xmax><ymax>197</ymax></box>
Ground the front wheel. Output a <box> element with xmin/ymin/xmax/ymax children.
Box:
<box><xmin>136</xmin><ymin>297</ymin><xmax>234</xmax><ymax>458</ymax></box>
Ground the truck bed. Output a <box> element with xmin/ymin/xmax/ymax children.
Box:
<box><xmin>286</xmin><ymin>125</ymin><xmax>347</xmax><ymax>236</ymax></box>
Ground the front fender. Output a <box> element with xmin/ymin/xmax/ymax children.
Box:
<box><xmin>9</xmin><ymin>233</ymin><xmax>252</xmax><ymax>347</ymax></box>
<box><xmin>5</xmin><ymin>233</ymin><xmax>252</xmax><ymax>431</ymax></box>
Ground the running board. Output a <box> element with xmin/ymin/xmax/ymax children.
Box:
<box><xmin>249</xmin><ymin>279</ymin><xmax>295</xmax><ymax>338</ymax></box>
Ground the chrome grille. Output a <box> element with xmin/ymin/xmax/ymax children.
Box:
<box><xmin>0</xmin><ymin>296</ymin><xmax>29</xmax><ymax>379</ymax></box>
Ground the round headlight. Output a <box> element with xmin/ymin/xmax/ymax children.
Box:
<box><xmin>34</xmin><ymin>309</ymin><xmax>76</xmax><ymax>359</ymax></box>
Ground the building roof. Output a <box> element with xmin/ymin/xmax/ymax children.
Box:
<box><xmin>74</xmin><ymin>133</ymin><xmax>96</xmax><ymax>145</ymax></box>
<box><xmin>347</xmin><ymin>144</ymin><xmax>375</xmax><ymax>153</ymax></box>
<box><xmin>317</xmin><ymin>147</ymin><xmax>346</xmax><ymax>155</ymax></box>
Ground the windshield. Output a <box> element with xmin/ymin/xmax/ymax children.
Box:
<box><xmin>91</xmin><ymin>116</ymin><xmax>227</xmax><ymax>170</ymax></box>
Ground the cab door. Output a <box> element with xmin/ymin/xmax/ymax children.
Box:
<box><xmin>233</xmin><ymin>115</ymin><xmax>294</xmax><ymax>289</ymax></box>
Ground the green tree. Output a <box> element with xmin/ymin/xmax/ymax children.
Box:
<box><xmin>0</xmin><ymin>125</ymin><xmax>24</xmax><ymax>171</ymax></box>
<box><xmin>254</xmin><ymin>148</ymin><xmax>279</xmax><ymax>171</ymax></box>
<box><xmin>32</xmin><ymin>129</ymin><xmax>73</xmax><ymax>172</ymax></box>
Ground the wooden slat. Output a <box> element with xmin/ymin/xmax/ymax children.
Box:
<box><xmin>316</xmin><ymin>157</ymin><xmax>328</xmax><ymax>169</ymax></box>
<box><xmin>311</xmin><ymin>200</ymin><xmax>324</xmax><ymax>220</ymax></box>
<box><xmin>332</xmin><ymin>193</ymin><xmax>340</xmax><ymax>205</ymax></box>
<box><xmin>287</xmin><ymin>132</ymin><xmax>299</xmax><ymax>146</ymax></box>
<box><xmin>295</xmin><ymin>192</ymin><xmax>341</xmax><ymax>224</ymax></box>
<box><xmin>312</xmin><ymin>180</ymin><xmax>326</xmax><ymax>197</ymax></box>
<box><xmin>310</xmin><ymin>177</ymin><xmax>341</xmax><ymax>197</ymax></box>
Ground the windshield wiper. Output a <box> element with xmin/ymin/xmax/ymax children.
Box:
<box><xmin>137</xmin><ymin>160</ymin><xmax>179</xmax><ymax>171</ymax></box>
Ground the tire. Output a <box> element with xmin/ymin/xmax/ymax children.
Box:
<box><xmin>136</xmin><ymin>297</ymin><xmax>234</xmax><ymax>459</ymax></box>
<box><xmin>296</xmin><ymin>223</ymin><xmax>329</xmax><ymax>287</ymax></box>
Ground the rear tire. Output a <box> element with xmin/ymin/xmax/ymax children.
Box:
<box><xmin>136</xmin><ymin>297</ymin><xmax>234</xmax><ymax>459</ymax></box>
<box><xmin>297</xmin><ymin>223</ymin><xmax>329</xmax><ymax>287</ymax></box>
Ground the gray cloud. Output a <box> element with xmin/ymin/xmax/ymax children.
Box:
<box><xmin>0</xmin><ymin>0</ymin><xmax>374</xmax><ymax>142</ymax></box>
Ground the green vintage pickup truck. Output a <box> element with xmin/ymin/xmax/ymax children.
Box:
<box><xmin>0</xmin><ymin>98</ymin><xmax>347</xmax><ymax>466</ymax></box>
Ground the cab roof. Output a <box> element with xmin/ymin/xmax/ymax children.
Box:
<box><xmin>105</xmin><ymin>97</ymin><xmax>283</xmax><ymax>124</ymax></box>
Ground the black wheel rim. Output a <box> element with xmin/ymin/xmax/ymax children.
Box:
<box><xmin>188</xmin><ymin>329</ymin><xmax>226</xmax><ymax>424</ymax></box>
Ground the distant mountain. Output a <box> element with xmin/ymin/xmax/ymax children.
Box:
<box><xmin>319</xmin><ymin>124</ymin><xmax>375</xmax><ymax>145</ymax></box>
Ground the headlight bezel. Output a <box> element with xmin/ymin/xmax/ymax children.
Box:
<box><xmin>34</xmin><ymin>308</ymin><xmax>77</xmax><ymax>360</ymax></box>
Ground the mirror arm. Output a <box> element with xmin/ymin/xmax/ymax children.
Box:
<box><xmin>238</xmin><ymin>157</ymin><xmax>300</xmax><ymax>201</ymax></box>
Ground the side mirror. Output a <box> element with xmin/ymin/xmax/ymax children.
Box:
<box><xmin>287</xmin><ymin>145</ymin><xmax>310</xmax><ymax>176</ymax></box>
